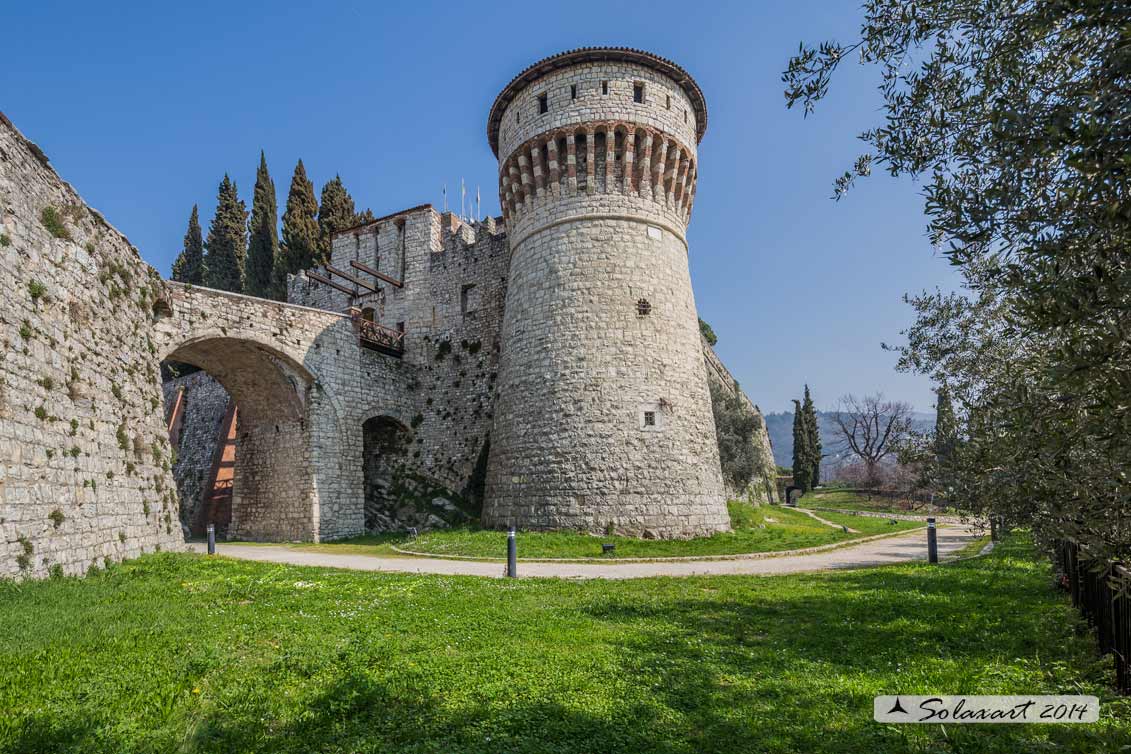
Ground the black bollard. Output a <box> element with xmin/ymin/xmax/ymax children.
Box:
<box><xmin>507</xmin><ymin>527</ymin><xmax>517</xmax><ymax>578</ymax></box>
<box><xmin>207</xmin><ymin>523</ymin><xmax>216</xmax><ymax>555</ymax></box>
<box><xmin>927</xmin><ymin>517</ymin><xmax>938</xmax><ymax>564</ymax></box>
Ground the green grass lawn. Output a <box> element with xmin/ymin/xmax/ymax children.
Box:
<box><xmin>295</xmin><ymin>504</ymin><xmax>922</xmax><ymax>560</ymax></box>
<box><xmin>800</xmin><ymin>488</ymin><xmax>965</xmax><ymax>515</ymax></box>
<box><xmin>0</xmin><ymin>537</ymin><xmax>1126</xmax><ymax>753</ymax></box>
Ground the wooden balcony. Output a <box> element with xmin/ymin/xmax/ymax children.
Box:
<box><xmin>357</xmin><ymin>318</ymin><xmax>405</xmax><ymax>357</ymax></box>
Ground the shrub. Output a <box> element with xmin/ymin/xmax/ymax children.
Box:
<box><xmin>28</xmin><ymin>280</ymin><xmax>47</xmax><ymax>302</ymax></box>
<box><xmin>118</xmin><ymin>531</ymin><xmax>126</xmax><ymax>544</ymax></box>
<box><xmin>38</xmin><ymin>376</ymin><xmax>54</xmax><ymax>391</ymax></box>
<box><xmin>34</xmin><ymin>406</ymin><xmax>48</xmax><ymax>421</ymax></box>
<box><xmin>15</xmin><ymin>536</ymin><xmax>33</xmax><ymax>571</ymax></box>
<box><xmin>48</xmin><ymin>509</ymin><xmax>65</xmax><ymax>529</ymax></box>
<box><xmin>19</xmin><ymin>321</ymin><xmax>32</xmax><ymax>340</ymax></box>
<box><xmin>699</xmin><ymin>317</ymin><xmax>718</xmax><ymax>346</ymax></box>
<box><xmin>709</xmin><ymin>381</ymin><xmax>769</xmax><ymax>493</ymax></box>
<box><xmin>0</xmin><ymin>233</ymin><xmax>10</xmax><ymax>246</ymax></box>
<box><xmin>40</xmin><ymin>207</ymin><xmax>72</xmax><ymax>240</ymax></box>
<box><xmin>116</xmin><ymin>423</ymin><xmax>129</xmax><ymax>450</ymax></box>
<box><xmin>48</xmin><ymin>563</ymin><xmax>64</xmax><ymax>579</ymax></box>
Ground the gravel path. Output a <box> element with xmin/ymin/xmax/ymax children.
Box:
<box><xmin>186</xmin><ymin>525</ymin><xmax>980</xmax><ymax>580</ymax></box>
<box><xmin>792</xmin><ymin>507</ymin><xmax>860</xmax><ymax>533</ymax></box>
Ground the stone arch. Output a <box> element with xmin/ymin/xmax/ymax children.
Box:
<box><xmin>159</xmin><ymin>333</ymin><xmax>319</xmax><ymax>542</ymax></box>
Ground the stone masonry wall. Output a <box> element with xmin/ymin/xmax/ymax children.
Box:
<box><xmin>484</xmin><ymin>55</ymin><xmax>729</xmax><ymax>538</ymax></box>
<box><xmin>0</xmin><ymin>115</ymin><xmax>184</xmax><ymax>578</ymax></box>
<box><xmin>290</xmin><ymin>207</ymin><xmax>509</xmax><ymax>529</ymax></box>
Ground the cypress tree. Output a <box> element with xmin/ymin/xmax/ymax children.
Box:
<box><xmin>203</xmin><ymin>175</ymin><xmax>247</xmax><ymax>293</ymax></box>
<box><xmin>170</xmin><ymin>205</ymin><xmax>204</xmax><ymax>284</ymax></box>
<box><xmin>273</xmin><ymin>159</ymin><xmax>320</xmax><ymax>298</ymax></box>
<box><xmin>791</xmin><ymin>399</ymin><xmax>812</xmax><ymax>492</ymax></box>
<box><xmin>245</xmin><ymin>151</ymin><xmax>279</xmax><ymax>299</ymax></box>
<box><xmin>802</xmin><ymin>384</ymin><xmax>821</xmax><ymax>487</ymax></box>
<box><xmin>317</xmin><ymin>175</ymin><xmax>357</xmax><ymax>264</ymax></box>
<box><xmin>934</xmin><ymin>382</ymin><xmax>957</xmax><ymax>463</ymax></box>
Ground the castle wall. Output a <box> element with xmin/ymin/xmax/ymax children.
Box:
<box><xmin>289</xmin><ymin>208</ymin><xmax>509</xmax><ymax>529</ymax></box>
<box><xmin>0</xmin><ymin>116</ymin><xmax>184</xmax><ymax>577</ymax></box>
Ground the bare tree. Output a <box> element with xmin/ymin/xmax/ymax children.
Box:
<box><xmin>831</xmin><ymin>393</ymin><xmax>914</xmax><ymax>488</ymax></box>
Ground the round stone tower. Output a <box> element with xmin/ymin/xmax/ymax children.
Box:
<box><xmin>483</xmin><ymin>48</ymin><xmax>729</xmax><ymax>538</ymax></box>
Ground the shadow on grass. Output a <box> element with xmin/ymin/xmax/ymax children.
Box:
<box><xmin>6</xmin><ymin>673</ymin><xmax>690</xmax><ymax>754</ymax></box>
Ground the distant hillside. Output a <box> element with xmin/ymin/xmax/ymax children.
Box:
<box><xmin>764</xmin><ymin>410</ymin><xmax>936</xmax><ymax>473</ymax></box>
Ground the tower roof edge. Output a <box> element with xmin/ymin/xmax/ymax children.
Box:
<box><xmin>487</xmin><ymin>47</ymin><xmax>708</xmax><ymax>157</ymax></box>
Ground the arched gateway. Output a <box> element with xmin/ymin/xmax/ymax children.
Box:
<box><xmin>152</xmin><ymin>284</ymin><xmax>414</xmax><ymax>542</ymax></box>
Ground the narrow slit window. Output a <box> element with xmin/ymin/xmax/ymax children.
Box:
<box><xmin>665</xmin><ymin>94</ymin><xmax>671</xmax><ymax>110</ymax></box>
<box><xmin>683</xmin><ymin>109</ymin><xmax>688</xmax><ymax>123</ymax></box>
<box><xmin>538</xmin><ymin>93</ymin><xmax>548</xmax><ymax>114</ymax></box>
<box><xmin>633</xmin><ymin>82</ymin><xmax>644</xmax><ymax>104</ymax></box>
<box><xmin>601</xmin><ymin>80</ymin><xmax>608</xmax><ymax>95</ymax></box>
<box><xmin>570</xmin><ymin>84</ymin><xmax>577</xmax><ymax>99</ymax></box>
<box><xmin>516</xmin><ymin>112</ymin><xmax>520</xmax><ymax>124</ymax></box>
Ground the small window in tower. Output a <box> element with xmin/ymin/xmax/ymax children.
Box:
<box><xmin>639</xmin><ymin>401</ymin><xmax>664</xmax><ymax>432</ymax></box>
<box><xmin>361</xmin><ymin>307</ymin><xmax>376</xmax><ymax>322</ymax></box>
<box><xmin>633</xmin><ymin>82</ymin><xmax>644</xmax><ymax>103</ymax></box>
<box><xmin>601</xmin><ymin>80</ymin><xmax>609</xmax><ymax>95</ymax></box>
<box><xmin>636</xmin><ymin>298</ymin><xmax>652</xmax><ymax>316</ymax></box>
<box><xmin>570</xmin><ymin>84</ymin><xmax>577</xmax><ymax>100</ymax></box>
<box><xmin>666</xmin><ymin>94</ymin><xmax>671</xmax><ymax>110</ymax></box>
<box><xmin>538</xmin><ymin>93</ymin><xmax>548</xmax><ymax>114</ymax></box>
<box><xmin>461</xmin><ymin>283</ymin><xmax>480</xmax><ymax>319</ymax></box>
<box><xmin>683</xmin><ymin>109</ymin><xmax>688</xmax><ymax>123</ymax></box>
<box><xmin>516</xmin><ymin>112</ymin><xmax>520</xmax><ymax>124</ymax></box>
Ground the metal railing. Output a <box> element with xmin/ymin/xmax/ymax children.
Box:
<box><xmin>1055</xmin><ymin>539</ymin><xmax>1131</xmax><ymax>693</ymax></box>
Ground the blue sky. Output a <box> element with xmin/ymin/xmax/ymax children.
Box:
<box><xmin>2</xmin><ymin>0</ymin><xmax>958</xmax><ymax>414</ymax></box>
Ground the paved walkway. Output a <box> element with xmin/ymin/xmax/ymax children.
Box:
<box><xmin>187</xmin><ymin>525</ymin><xmax>980</xmax><ymax>580</ymax></box>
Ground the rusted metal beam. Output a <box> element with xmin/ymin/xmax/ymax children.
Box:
<box><xmin>325</xmin><ymin>264</ymin><xmax>379</xmax><ymax>293</ymax></box>
<box><xmin>350</xmin><ymin>259</ymin><xmax>403</xmax><ymax>288</ymax></box>
<box><xmin>305</xmin><ymin>270</ymin><xmax>357</xmax><ymax>297</ymax></box>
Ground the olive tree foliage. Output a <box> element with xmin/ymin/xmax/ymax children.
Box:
<box><xmin>709</xmin><ymin>380</ymin><xmax>773</xmax><ymax>498</ymax></box>
<box><xmin>785</xmin><ymin>1</ymin><xmax>1131</xmax><ymax>558</ymax></box>
<box><xmin>892</xmin><ymin>275</ymin><xmax>1131</xmax><ymax>558</ymax></box>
